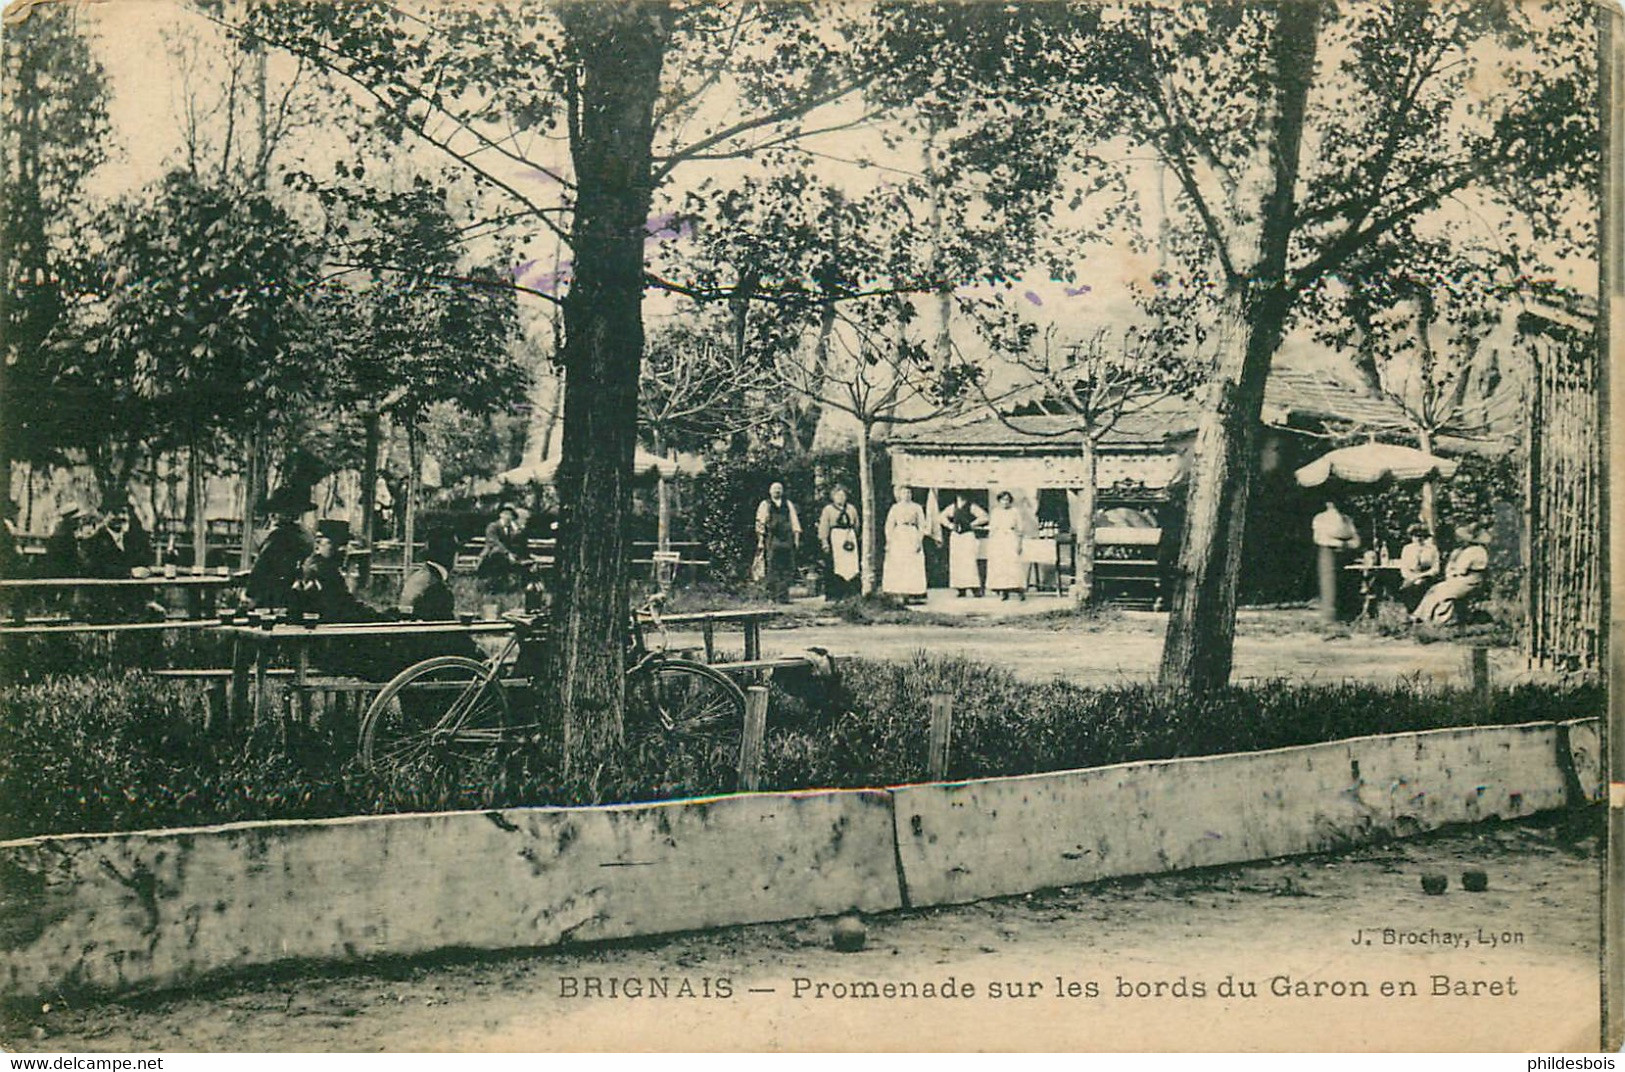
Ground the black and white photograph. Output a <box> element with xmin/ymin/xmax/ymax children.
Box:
<box><xmin>0</xmin><ymin>0</ymin><xmax>1618</xmax><ymax>1053</ymax></box>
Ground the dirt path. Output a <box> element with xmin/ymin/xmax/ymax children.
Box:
<box><xmin>7</xmin><ymin>813</ymin><xmax>1602</xmax><ymax>1052</ymax></box>
<box><xmin>693</xmin><ymin>606</ymin><xmax>1536</xmax><ymax>688</ymax></box>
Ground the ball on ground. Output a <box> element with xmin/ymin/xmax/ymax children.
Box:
<box><xmin>1461</xmin><ymin>869</ymin><xmax>1488</xmax><ymax>892</ymax></box>
<box><xmin>832</xmin><ymin>914</ymin><xmax>867</xmax><ymax>952</ymax></box>
<box><xmin>1421</xmin><ymin>873</ymin><xmax>1448</xmax><ymax>895</ymax></box>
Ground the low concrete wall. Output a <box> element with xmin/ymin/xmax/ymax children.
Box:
<box><xmin>0</xmin><ymin>718</ymin><xmax>1600</xmax><ymax>1000</ymax></box>
<box><xmin>0</xmin><ymin>790</ymin><xmax>900</xmax><ymax>998</ymax></box>
<box><xmin>892</xmin><ymin>721</ymin><xmax>1578</xmax><ymax>907</ymax></box>
<box><xmin>1560</xmin><ymin>717</ymin><xmax>1606</xmax><ymax>803</ymax></box>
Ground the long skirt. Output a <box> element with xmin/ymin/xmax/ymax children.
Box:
<box><xmin>985</xmin><ymin>531</ymin><xmax>1025</xmax><ymax>592</ymax></box>
<box><xmin>948</xmin><ymin>530</ymin><xmax>981</xmax><ymax>590</ymax></box>
<box><xmin>882</xmin><ymin>534</ymin><xmax>927</xmax><ymax>596</ymax></box>
<box><xmin>1413</xmin><ymin>574</ymin><xmax>1484</xmax><ymax>626</ymax></box>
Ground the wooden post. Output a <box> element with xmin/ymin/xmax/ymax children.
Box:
<box><xmin>738</xmin><ymin>685</ymin><xmax>769</xmax><ymax>791</ymax></box>
<box><xmin>1465</xmin><ymin>645</ymin><xmax>1490</xmax><ymax>704</ymax></box>
<box><xmin>702</xmin><ymin>619</ymin><xmax>716</xmax><ymax>663</ymax></box>
<box><xmin>927</xmin><ymin>693</ymin><xmax>953</xmax><ymax>782</ymax></box>
<box><xmin>228</xmin><ymin>635</ymin><xmax>250</xmax><ymax>737</ymax></box>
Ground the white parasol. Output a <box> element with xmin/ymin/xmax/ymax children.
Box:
<box><xmin>1294</xmin><ymin>443</ymin><xmax>1459</xmax><ymax>487</ymax></box>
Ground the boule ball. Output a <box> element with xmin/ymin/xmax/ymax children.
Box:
<box><xmin>1421</xmin><ymin>873</ymin><xmax>1448</xmax><ymax>896</ymax></box>
<box><xmin>1461</xmin><ymin>869</ymin><xmax>1488</xmax><ymax>892</ymax></box>
<box><xmin>832</xmin><ymin>914</ymin><xmax>867</xmax><ymax>952</ymax></box>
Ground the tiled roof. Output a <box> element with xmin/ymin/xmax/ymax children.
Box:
<box><xmin>892</xmin><ymin>367</ymin><xmax>1415</xmax><ymax>451</ymax></box>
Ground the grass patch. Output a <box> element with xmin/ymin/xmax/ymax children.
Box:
<box><xmin>0</xmin><ymin>655</ymin><xmax>1602</xmax><ymax>840</ymax></box>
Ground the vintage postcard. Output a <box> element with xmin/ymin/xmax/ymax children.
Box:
<box><xmin>0</xmin><ymin>0</ymin><xmax>1619</xmax><ymax>1053</ymax></box>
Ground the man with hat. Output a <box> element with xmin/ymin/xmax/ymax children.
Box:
<box><xmin>393</xmin><ymin>526</ymin><xmax>479</xmax><ymax>667</ymax></box>
<box><xmin>477</xmin><ymin>501</ymin><xmax>524</xmax><ymax>592</ymax></box>
<box><xmin>247</xmin><ymin>486</ymin><xmax>314</xmax><ymax>609</ymax></box>
<box><xmin>400</xmin><ymin>528</ymin><xmax>460</xmax><ymax>622</ymax></box>
<box><xmin>297</xmin><ymin>518</ymin><xmax>374</xmax><ymax>623</ymax></box>
<box><xmin>80</xmin><ymin>498</ymin><xmax>158</xmax><ymax>620</ymax></box>
<box><xmin>81</xmin><ymin>498</ymin><xmax>151</xmax><ymax>580</ymax></box>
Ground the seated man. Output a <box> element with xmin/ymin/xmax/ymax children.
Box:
<box><xmin>1412</xmin><ymin>523</ymin><xmax>1490</xmax><ymax>626</ymax></box>
<box><xmin>294</xmin><ymin>519</ymin><xmax>376</xmax><ymax>624</ymax></box>
<box><xmin>399</xmin><ymin>529</ymin><xmax>460</xmax><ymax>621</ymax></box>
<box><xmin>81</xmin><ymin>502</ymin><xmax>161</xmax><ymax>621</ymax></box>
<box><xmin>1396</xmin><ymin>524</ymin><xmax>1441</xmax><ymax>614</ymax></box>
<box><xmin>247</xmin><ymin>487</ymin><xmax>315</xmax><ymax>610</ymax></box>
<box><xmin>393</xmin><ymin>528</ymin><xmax>479</xmax><ymax>669</ymax></box>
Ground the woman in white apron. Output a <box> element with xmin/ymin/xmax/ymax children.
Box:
<box><xmin>938</xmin><ymin>491</ymin><xmax>988</xmax><ymax>596</ymax></box>
<box><xmin>985</xmin><ymin>489</ymin><xmax>1027</xmax><ymax>600</ymax></box>
<box><xmin>882</xmin><ymin>485</ymin><xmax>928</xmax><ymax>602</ymax></box>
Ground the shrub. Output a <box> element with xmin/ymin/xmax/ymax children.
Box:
<box><xmin>0</xmin><ymin>657</ymin><xmax>1603</xmax><ymax>839</ymax></box>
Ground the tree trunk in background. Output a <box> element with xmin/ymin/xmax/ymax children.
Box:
<box><xmin>653</xmin><ymin>433</ymin><xmax>671</xmax><ymax>553</ymax></box>
<box><xmin>857</xmin><ymin>424</ymin><xmax>877</xmax><ymax>596</ymax></box>
<box><xmin>239</xmin><ymin>424</ymin><xmax>261</xmax><ymax>572</ymax></box>
<box><xmin>1158</xmin><ymin>0</ymin><xmax>1321</xmax><ymax>693</ymax></box>
<box><xmin>548</xmin><ymin>3</ymin><xmax>670</xmax><ymax>785</ymax></box>
<box><xmin>1073</xmin><ymin>438</ymin><xmax>1098</xmax><ymax>605</ymax></box>
<box><xmin>403</xmin><ymin>419</ymin><xmax>419</xmax><ymax>580</ymax></box>
<box><xmin>189</xmin><ymin>435</ymin><xmax>207</xmax><ymax>571</ymax></box>
<box><xmin>1417</xmin><ymin>425</ymin><xmax>1437</xmax><ymax>535</ymax></box>
<box><xmin>358</xmin><ymin>411</ymin><xmax>380</xmax><ymax>585</ymax></box>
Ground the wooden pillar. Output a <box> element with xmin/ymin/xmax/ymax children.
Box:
<box><xmin>738</xmin><ymin>685</ymin><xmax>769</xmax><ymax>791</ymax></box>
<box><xmin>927</xmin><ymin>693</ymin><xmax>953</xmax><ymax>782</ymax></box>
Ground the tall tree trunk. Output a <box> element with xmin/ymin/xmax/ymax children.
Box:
<box><xmin>403</xmin><ymin>418</ymin><xmax>419</xmax><ymax>580</ymax></box>
<box><xmin>1417</xmin><ymin>425</ymin><xmax>1437</xmax><ymax>534</ymax></box>
<box><xmin>857</xmin><ymin>422</ymin><xmax>877</xmax><ymax>596</ymax></box>
<box><xmin>548</xmin><ymin>2</ymin><xmax>670</xmax><ymax>785</ymax></box>
<box><xmin>239</xmin><ymin>424</ymin><xmax>261</xmax><ymax>572</ymax></box>
<box><xmin>188</xmin><ymin>434</ymin><xmax>207</xmax><ymax>571</ymax></box>
<box><xmin>1158</xmin><ymin>0</ymin><xmax>1321</xmax><ymax>693</ymax></box>
<box><xmin>358</xmin><ymin>410</ymin><xmax>380</xmax><ymax>585</ymax></box>
<box><xmin>652</xmin><ymin>431</ymin><xmax>671</xmax><ymax>553</ymax></box>
<box><xmin>1074</xmin><ymin>437</ymin><xmax>1098</xmax><ymax>605</ymax></box>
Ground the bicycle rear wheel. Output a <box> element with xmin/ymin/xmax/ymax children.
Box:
<box><xmin>624</xmin><ymin>656</ymin><xmax>744</xmax><ymax>740</ymax></box>
<box><xmin>359</xmin><ymin>655</ymin><xmax>509</xmax><ymax>777</ymax></box>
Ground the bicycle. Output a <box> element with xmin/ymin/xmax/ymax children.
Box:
<box><xmin>357</xmin><ymin>592</ymin><xmax>746</xmax><ymax>779</ymax></box>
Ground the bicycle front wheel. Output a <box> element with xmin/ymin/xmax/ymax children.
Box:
<box><xmin>359</xmin><ymin>655</ymin><xmax>509</xmax><ymax>777</ymax></box>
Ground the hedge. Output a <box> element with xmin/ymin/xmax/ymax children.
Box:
<box><xmin>0</xmin><ymin>658</ymin><xmax>1602</xmax><ymax>840</ymax></box>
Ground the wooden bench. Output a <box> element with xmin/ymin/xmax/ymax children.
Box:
<box><xmin>150</xmin><ymin>666</ymin><xmax>386</xmax><ymax>738</ymax></box>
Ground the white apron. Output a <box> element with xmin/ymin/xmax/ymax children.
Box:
<box><xmin>985</xmin><ymin>507</ymin><xmax>1026</xmax><ymax>591</ymax></box>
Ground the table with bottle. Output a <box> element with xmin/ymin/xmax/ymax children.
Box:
<box><xmin>1343</xmin><ymin>546</ymin><xmax>1403</xmax><ymax>619</ymax></box>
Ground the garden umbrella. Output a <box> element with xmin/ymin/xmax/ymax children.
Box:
<box><xmin>1293</xmin><ymin>443</ymin><xmax>1458</xmax><ymax>488</ymax></box>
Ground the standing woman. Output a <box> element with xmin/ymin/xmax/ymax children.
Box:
<box><xmin>939</xmin><ymin>491</ymin><xmax>988</xmax><ymax>597</ymax></box>
<box><xmin>882</xmin><ymin>485</ymin><xmax>928</xmax><ymax>603</ymax></box>
<box><xmin>985</xmin><ymin>490</ymin><xmax>1027</xmax><ymax>601</ymax></box>
<box><xmin>817</xmin><ymin>484</ymin><xmax>861</xmax><ymax>601</ymax></box>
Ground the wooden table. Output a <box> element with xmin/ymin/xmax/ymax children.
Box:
<box><xmin>1344</xmin><ymin>561</ymin><xmax>1404</xmax><ymax>619</ymax></box>
<box><xmin>214</xmin><ymin>618</ymin><xmax>515</xmax><ymax>733</ymax></box>
<box><xmin>654</xmin><ymin>608</ymin><xmax>783</xmax><ymax>662</ymax></box>
<box><xmin>0</xmin><ymin>574</ymin><xmax>240</xmax><ymax>622</ymax></box>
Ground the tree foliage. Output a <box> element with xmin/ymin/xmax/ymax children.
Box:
<box><xmin>1</xmin><ymin>3</ymin><xmax>112</xmax><ymax>499</ymax></box>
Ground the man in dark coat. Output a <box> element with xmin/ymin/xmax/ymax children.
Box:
<box><xmin>296</xmin><ymin>518</ymin><xmax>374</xmax><ymax>623</ymax></box>
<box><xmin>80</xmin><ymin>502</ymin><xmax>151</xmax><ymax>579</ymax></box>
<box><xmin>399</xmin><ymin>528</ymin><xmax>459</xmax><ymax>621</ymax></box>
<box><xmin>43</xmin><ymin>508</ymin><xmax>95</xmax><ymax>578</ymax></box>
<box><xmin>247</xmin><ymin>487</ymin><xmax>314</xmax><ymax>609</ymax></box>
<box><xmin>476</xmin><ymin>502</ymin><xmax>523</xmax><ymax>591</ymax></box>
<box><xmin>393</xmin><ymin>528</ymin><xmax>478</xmax><ymax>668</ymax></box>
